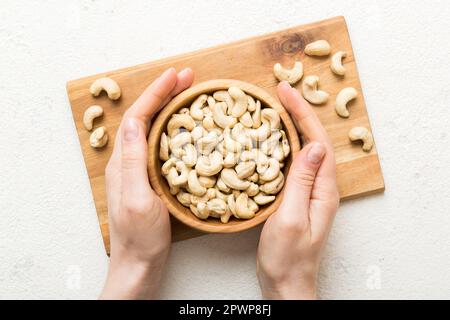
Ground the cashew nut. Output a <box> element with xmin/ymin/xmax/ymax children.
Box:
<box><xmin>168</xmin><ymin>161</ymin><xmax>189</xmax><ymax>186</ymax></box>
<box><xmin>90</xmin><ymin>77</ymin><xmax>121</xmax><ymax>100</ymax></box>
<box><xmin>304</xmin><ymin>40</ymin><xmax>331</xmax><ymax>56</ymax></box>
<box><xmin>235</xmin><ymin>193</ymin><xmax>257</xmax><ymax>219</ymax></box>
<box><xmin>187</xmin><ymin>170</ymin><xmax>207</xmax><ymax>196</ymax></box>
<box><xmin>89</xmin><ymin>126</ymin><xmax>108</xmax><ymax>148</ymax></box>
<box><xmin>83</xmin><ymin>105</ymin><xmax>103</xmax><ymax>131</ymax></box>
<box><xmin>195</xmin><ymin>151</ymin><xmax>223</xmax><ymax>176</ymax></box>
<box><xmin>228</xmin><ymin>87</ymin><xmax>248</xmax><ymax>118</ymax></box>
<box><xmin>245</xmin><ymin>183</ymin><xmax>259</xmax><ymax>197</ymax></box>
<box><xmin>261</xmin><ymin>108</ymin><xmax>281</xmax><ymax>130</ymax></box>
<box><xmin>216</xmin><ymin>177</ymin><xmax>231</xmax><ymax>193</ymax></box>
<box><xmin>239</xmin><ymin>112</ymin><xmax>253</xmax><ymax>128</ymax></box>
<box><xmin>213</xmin><ymin>91</ymin><xmax>234</xmax><ymax>115</ymax></box>
<box><xmin>212</xmin><ymin>102</ymin><xmax>237</xmax><ymax>129</ymax></box>
<box><xmin>190</xmin><ymin>94</ymin><xmax>207</xmax><ymax>121</ymax></box>
<box><xmin>177</xmin><ymin>191</ymin><xmax>192</xmax><ymax>207</ymax></box>
<box><xmin>202</xmin><ymin>116</ymin><xmax>216</xmax><ymax>132</ymax></box>
<box><xmin>253</xmin><ymin>192</ymin><xmax>276</xmax><ymax>205</ymax></box>
<box><xmin>166</xmin><ymin>167</ymin><xmax>180</xmax><ymax>195</ymax></box>
<box><xmin>190</xmin><ymin>204</ymin><xmax>209</xmax><ymax>220</ymax></box>
<box><xmin>181</xmin><ymin>144</ymin><xmax>197</xmax><ymax>167</ymax></box>
<box><xmin>247</xmin><ymin>172</ymin><xmax>259</xmax><ymax>183</ymax></box>
<box><xmin>169</xmin><ymin>131</ymin><xmax>192</xmax><ymax>150</ymax></box>
<box><xmin>261</xmin><ymin>131</ymin><xmax>282</xmax><ymax>155</ymax></box>
<box><xmin>241</xmin><ymin>149</ymin><xmax>268</xmax><ymax>166</ymax></box>
<box><xmin>259</xmin><ymin>172</ymin><xmax>284</xmax><ymax>194</ymax></box>
<box><xmin>198</xmin><ymin>202</ymin><xmax>210</xmax><ymax>218</ymax></box>
<box><xmin>280</xmin><ymin>130</ymin><xmax>290</xmax><ymax>158</ymax></box>
<box><xmin>273</xmin><ymin>61</ymin><xmax>303</xmax><ymax>84</ymax></box>
<box><xmin>249</xmin><ymin>120</ymin><xmax>271</xmax><ymax>141</ymax></box>
<box><xmin>190</xmin><ymin>193</ymin><xmax>211</xmax><ymax>206</ymax></box>
<box><xmin>231</xmin><ymin>123</ymin><xmax>253</xmax><ymax>150</ymax></box>
<box><xmin>207</xmin><ymin>96</ymin><xmax>216</xmax><ymax>108</ymax></box>
<box><xmin>271</xmin><ymin>144</ymin><xmax>286</xmax><ymax>162</ymax></box>
<box><xmin>161</xmin><ymin>158</ymin><xmax>177</xmax><ymax>175</ymax></box>
<box><xmin>207</xmin><ymin>198</ymin><xmax>227</xmax><ymax>215</ymax></box>
<box><xmin>247</xmin><ymin>96</ymin><xmax>256</xmax><ymax>112</ymax></box>
<box><xmin>198</xmin><ymin>175</ymin><xmax>216</xmax><ymax>188</ymax></box>
<box><xmin>179</xmin><ymin>107</ymin><xmax>190</xmax><ymax>115</ymax></box>
<box><xmin>331</xmin><ymin>51</ymin><xmax>347</xmax><ymax>76</ymax></box>
<box><xmin>223</xmin><ymin>127</ymin><xmax>242</xmax><ymax>153</ymax></box>
<box><xmin>197</xmin><ymin>131</ymin><xmax>220</xmax><ymax>155</ymax></box>
<box><xmin>167</xmin><ymin>114</ymin><xmax>196</xmax><ymax>137</ymax></box>
<box><xmin>227</xmin><ymin>194</ymin><xmax>237</xmax><ymax>217</ymax></box>
<box><xmin>223</xmin><ymin>152</ymin><xmax>239</xmax><ymax>168</ymax></box>
<box><xmin>220</xmin><ymin>208</ymin><xmax>233</xmax><ymax>224</ymax></box>
<box><xmin>258</xmin><ymin>158</ymin><xmax>281</xmax><ymax>182</ymax></box>
<box><xmin>190</xmin><ymin>126</ymin><xmax>206</xmax><ymax>142</ymax></box>
<box><xmin>235</xmin><ymin>161</ymin><xmax>256</xmax><ymax>179</ymax></box>
<box><xmin>159</xmin><ymin>132</ymin><xmax>170</xmax><ymax>161</ymax></box>
<box><xmin>251</xmin><ymin>100</ymin><xmax>262</xmax><ymax>129</ymax></box>
<box><xmin>214</xmin><ymin>188</ymin><xmax>229</xmax><ymax>201</ymax></box>
<box><xmin>206</xmin><ymin>188</ymin><xmax>216</xmax><ymax>199</ymax></box>
<box><xmin>221</xmin><ymin>168</ymin><xmax>251</xmax><ymax>190</ymax></box>
<box><xmin>302</xmin><ymin>75</ymin><xmax>329</xmax><ymax>105</ymax></box>
<box><xmin>171</xmin><ymin>148</ymin><xmax>186</xmax><ymax>159</ymax></box>
<box><xmin>348</xmin><ymin>127</ymin><xmax>374</xmax><ymax>152</ymax></box>
<box><xmin>335</xmin><ymin>87</ymin><xmax>358</xmax><ymax>118</ymax></box>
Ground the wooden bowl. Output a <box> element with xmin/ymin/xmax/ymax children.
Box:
<box><xmin>148</xmin><ymin>79</ymin><xmax>300</xmax><ymax>233</ymax></box>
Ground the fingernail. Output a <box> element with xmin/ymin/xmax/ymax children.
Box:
<box><xmin>178</xmin><ymin>67</ymin><xmax>192</xmax><ymax>77</ymax></box>
<box><xmin>161</xmin><ymin>67</ymin><xmax>176</xmax><ymax>78</ymax></box>
<box><xmin>307</xmin><ymin>142</ymin><xmax>326</xmax><ymax>164</ymax></box>
<box><xmin>279</xmin><ymin>81</ymin><xmax>291</xmax><ymax>90</ymax></box>
<box><xmin>123</xmin><ymin>118</ymin><xmax>139</xmax><ymax>142</ymax></box>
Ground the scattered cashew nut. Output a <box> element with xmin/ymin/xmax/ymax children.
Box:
<box><xmin>89</xmin><ymin>126</ymin><xmax>108</xmax><ymax>148</ymax></box>
<box><xmin>335</xmin><ymin>87</ymin><xmax>358</xmax><ymax>118</ymax></box>
<box><xmin>273</xmin><ymin>61</ymin><xmax>303</xmax><ymax>84</ymax></box>
<box><xmin>348</xmin><ymin>127</ymin><xmax>374</xmax><ymax>152</ymax></box>
<box><xmin>302</xmin><ymin>75</ymin><xmax>329</xmax><ymax>105</ymax></box>
<box><xmin>83</xmin><ymin>105</ymin><xmax>103</xmax><ymax>131</ymax></box>
<box><xmin>90</xmin><ymin>77</ymin><xmax>121</xmax><ymax>100</ymax></box>
<box><xmin>304</xmin><ymin>40</ymin><xmax>331</xmax><ymax>56</ymax></box>
<box><xmin>331</xmin><ymin>51</ymin><xmax>347</xmax><ymax>76</ymax></box>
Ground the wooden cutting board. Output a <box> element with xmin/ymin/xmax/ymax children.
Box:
<box><xmin>66</xmin><ymin>16</ymin><xmax>384</xmax><ymax>255</ymax></box>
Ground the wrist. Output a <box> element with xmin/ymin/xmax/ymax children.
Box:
<box><xmin>100</xmin><ymin>258</ymin><xmax>164</xmax><ymax>300</ymax></box>
<box><xmin>261</xmin><ymin>283</ymin><xmax>317</xmax><ymax>300</ymax></box>
<box><xmin>258</xmin><ymin>272</ymin><xmax>317</xmax><ymax>300</ymax></box>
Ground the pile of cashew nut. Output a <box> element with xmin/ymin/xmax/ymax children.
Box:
<box><xmin>273</xmin><ymin>39</ymin><xmax>374</xmax><ymax>152</ymax></box>
<box><xmin>82</xmin><ymin>77</ymin><xmax>122</xmax><ymax>148</ymax></box>
<box><xmin>159</xmin><ymin>87</ymin><xmax>290</xmax><ymax>223</ymax></box>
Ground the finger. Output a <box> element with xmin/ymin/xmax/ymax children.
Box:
<box><xmin>126</xmin><ymin>67</ymin><xmax>178</xmax><ymax>124</ymax></box>
<box><xmin>277</xmin><ymin>81</ymin><xmax>329</xmax><ymax>143</ymax></box>
<box><xmin>277</xmin><ymin>142</ymin><xmax>326</xmax><ymax>222</ymax></box>
<box><xmin>109</xmin><ymin>68</ymin><xmax>194</xmax><ymax>171</ymax></box>
<box><xmin>120</xmin><ymin>117</ymin><xmax>155</xmax><ymax>203</ymax></box>
<box><xmin>162</xmin><ymin>67</ymin><xmax>194</xmax><ymax>106</ymax></box>
<box><xmin>277</xmin><ymin>81</ymin><xmax>336</xmax><ymax>178</ymax></box>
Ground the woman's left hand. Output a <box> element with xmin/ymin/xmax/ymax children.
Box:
<box><xmin>100</xmin><ymin>67</ymin><xmax>194</xmax><ymax>299</ymax></box>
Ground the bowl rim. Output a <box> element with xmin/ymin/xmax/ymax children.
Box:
<box><xmin>148</xmin><ymin>79</ymin><xmax>300</xmax><ymax>233</ymax></box>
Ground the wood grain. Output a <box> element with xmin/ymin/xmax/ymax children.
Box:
<box><xmin>66</xmin><ymin>16</ymin><xmax>384</xmax><ymax>255</ymax></box>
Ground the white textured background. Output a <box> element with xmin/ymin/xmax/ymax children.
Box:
<box><xmin>0</xmin><ymin>0</ymin><xmax>449</xmax><ymax>299</ymax></box>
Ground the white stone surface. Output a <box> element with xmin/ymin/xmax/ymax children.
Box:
<box><xmin>0</xmin><ymin>0</ymin><xmax>449</xmax><ymax>299</ymax></box>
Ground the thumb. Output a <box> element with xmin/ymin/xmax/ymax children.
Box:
<box><xmin>278</xmin><ymin>142</ymin><xmax>326</xmax><ymax>219</ymax></box>
<box><xmin>121</xmin><ymin>117</ymin><xmax>153</xmax><ymax>203</ymax></box>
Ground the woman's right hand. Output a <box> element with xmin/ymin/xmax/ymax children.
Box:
<box><xmin>257</xmin><ymin>81</ymin><xmax>340</xmax><ymax>299</ymax></box>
